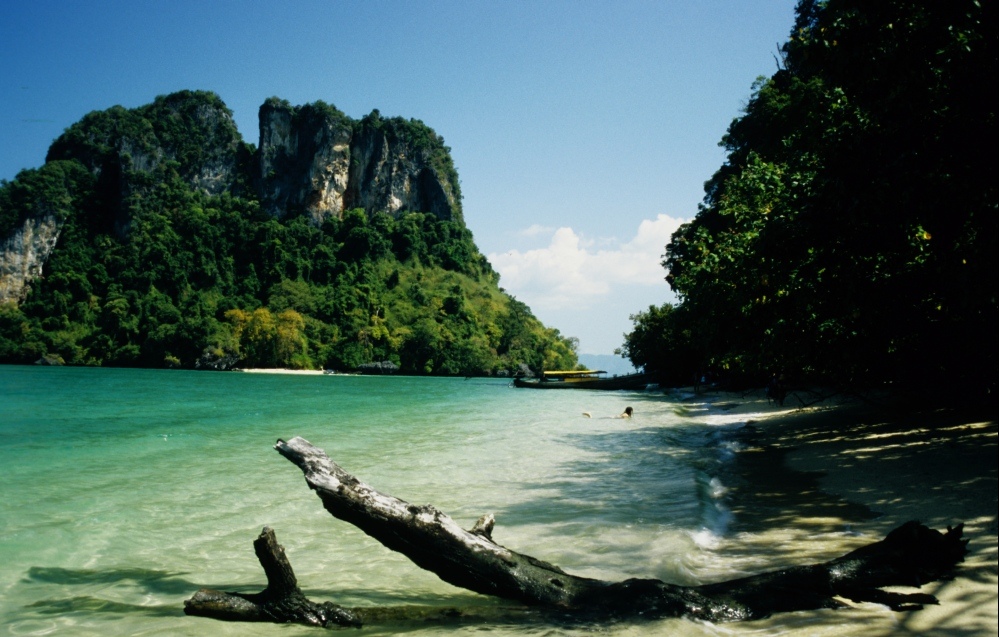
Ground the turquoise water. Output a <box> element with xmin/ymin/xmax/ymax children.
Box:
<box><xmin>0</xmin><ymin>366</ymin><xmax>886</xmax><ymax>636</ymax></box>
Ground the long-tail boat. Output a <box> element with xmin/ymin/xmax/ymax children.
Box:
<box><xmin>513</xmin><ymin>369</ymin><xmax>652</xmax><ymax>390</ymax></box>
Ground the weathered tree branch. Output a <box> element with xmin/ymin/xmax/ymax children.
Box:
<box><xmin>273</xmin><ymin>436</ymin><xmax>617</xmax><ymax>610</ymax></box>
<box><xmin>184</xmin><ymin>527</ymin><xmax>360</xmax><ymax>628</ymax></box>
<box><xmin>185</xmin><ymin>526</ymin><xmax>558</xmax><ymax>628</ymax></box>
<box><xmin>184</xmin><ymin>436</ymin><xmax>968</xmax><ymax>629</ymax></box>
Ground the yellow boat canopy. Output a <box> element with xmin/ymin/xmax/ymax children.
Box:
<box><xmin>541</xmin><ymin>370</ymin><xmax>606</xmax><ymax>377</ymax></box>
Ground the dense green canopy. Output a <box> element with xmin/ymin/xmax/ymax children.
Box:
<box><xmin>0</xmin><ymin>94</ymin><xmax>577</xmax><ymax>375</ymax></box>
<box><xmin>622</xmin><ymin>0</ymin><xmax>996</xmax><ymax>397</ymax></box>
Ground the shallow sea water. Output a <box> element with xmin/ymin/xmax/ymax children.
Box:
<box><xmin>0</xmin><ymin>366</ymin><xmax>900</xmax><ymax>636</ymax></box>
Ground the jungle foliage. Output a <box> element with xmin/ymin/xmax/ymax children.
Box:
<box><xmin>0</xmin><ymin>94</ymin><xmax>577</xmax><ymax>375</ymax></box>
<box><xmin>622</xmin><ymin>0</ymin><xmax>996</xmax><ymax>397</ymax></box>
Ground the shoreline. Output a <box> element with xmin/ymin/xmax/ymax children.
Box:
<box><xmin>233</xmin><ymin>368</ymin><xmax>325</xmax><ymax>375</ymax></box>
<box><xmin>689</xmin><ymin>389</ymin><xmax>998</xmax><ymax>635</ymax></box>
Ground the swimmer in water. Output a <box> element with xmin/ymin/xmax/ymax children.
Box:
<box><xmin>582</xmin><ymin>406</ymin><xmax>633</xmax><ymax>419</ymax></box>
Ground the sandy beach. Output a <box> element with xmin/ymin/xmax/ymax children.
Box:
<box><xmin>676</xmin><ymin>387</ymin><xmax>998</xmax><ymax>636</ymax></box>
<box><xmin>233</xmin><ymin>368</ymin><xmax>326</xmax><ymax>375</ymax></box>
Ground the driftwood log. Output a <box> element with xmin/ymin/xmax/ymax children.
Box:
<box><xmin>184</xmin><ymin>436</ymin><xmax>968</xmax><ymax>629</ymax></box>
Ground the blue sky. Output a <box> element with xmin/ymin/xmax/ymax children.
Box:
<box><xmin>1</xmin><ymin>0</ymin><xmax>799</xmax><ymax>355</ymax></box>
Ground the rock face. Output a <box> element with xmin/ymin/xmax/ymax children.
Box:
<box><xmin>345</xmin><ymin>114</ymin><xmax>458</xmax><ymax>222</ymax></box>
<box><xmin>1</xmin><ymin>93</ymin><xmax>243</xmax><ymax>304</ymax></box>
<box><xmin>355</xmin><ymin>360</ymin><xmax>400</xmax><ymax>375</ymax></box>
<box><xmin>1</xmin><ymin>91</ymin><xmax>464</xmax><ymax>307</ymax></box>
<box><xmin>41</xmin><ymin>92</ymin><xmax>461</xmax><ymax>229</ymax></box>
<box><xmin>45</xmin><ymin>91</ymin><xmax>245</xmax><ymax>237</ymax></box>
<box><xmin>257</xmin><ymin>100</ymin><xmax>461</xmax><ymax>225</ymax></box>
<box><xmin>258</xmin><ymin>99</ymin><xmax>354</xmax><ymax>225</ymax></box>
<box><xmin>0</xmin><ymin>211</ymin><xmax>61</xmax><ymax>304</ymax></box>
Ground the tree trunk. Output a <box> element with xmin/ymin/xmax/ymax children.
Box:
<box><xmin>184</xmin><ymin>436</ymin><xmax>968</xmax><ymax>629</ymax></box>
<box><xmin>184</xmin><ymin>526</ymin><xmax>361</xmax><ymax>628</ymax></box>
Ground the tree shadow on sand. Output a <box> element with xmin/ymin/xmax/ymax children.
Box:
<box><xmin>501</xmin><ymin>398</ymin><xmax>996</xmax><ymax>580</ymax></box>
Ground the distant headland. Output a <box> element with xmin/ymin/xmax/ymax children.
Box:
<box><xmin>0</xmin><ymin>91</ymin><xmax>578</xmax><ymax>375</ymax></box>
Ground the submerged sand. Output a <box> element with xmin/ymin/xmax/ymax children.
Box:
<box><xmin>678</xmin><ymin>387</ymin><xmax>998</xmax><ymax>636</ymax></box>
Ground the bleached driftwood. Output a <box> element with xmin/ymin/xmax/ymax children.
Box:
<box><xmin>184</xmin><ymin>436</ymin><xmax>968</xmax><ymax>629</ymax></box>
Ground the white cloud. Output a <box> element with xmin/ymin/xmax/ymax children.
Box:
<box><xmin>488</xmin><ymin>214</ymin><xmax>686</xmax><ymax>312</ymax></box>
<box><xmin>519</xmin><ymin>223</ymin><xmax>555</xmax><ymax>237</ymax></box>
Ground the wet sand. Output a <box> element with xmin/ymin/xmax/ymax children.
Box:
<box><xmin>684</xmin><ymin>387</ymin><xmax>998</xmax><ymax>636</ymax></box>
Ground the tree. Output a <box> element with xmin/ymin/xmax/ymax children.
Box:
<box><xmin>643</xmin><ymin>0</ymin><xmax>997</xmax><ymax>395</ymax></box>
<box><xmin>618</xmin><ymin>303</ymin><xmax>700</xmax><ymax>385</ymax></box>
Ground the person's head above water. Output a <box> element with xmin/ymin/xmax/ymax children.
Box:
<box><xmin>622</xmin><ymin>406</ymin><xmax>633</xmax><ymax>418</ymax></box>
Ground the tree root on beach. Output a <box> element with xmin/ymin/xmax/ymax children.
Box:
<box><xmin>184</xmin><ymin>436</ymin><xmax>969</xmax><ymax>629</ymax></box>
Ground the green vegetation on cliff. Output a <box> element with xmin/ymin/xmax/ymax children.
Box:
<box><xmin>0</xmin><ymin>93</ymin><xmax>577</xmax><ymax>374</ymax></box>
<box><xmin>622</xmin><ymin>0</ymin><xmax>996</xmax><ymax>396</ymax></box>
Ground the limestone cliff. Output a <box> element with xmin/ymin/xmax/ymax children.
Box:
<box><xmin>1</xmin><ymin>92</ymin><xmax>464</xmax><ymax>308</ymax></box>
<box><xmin>258</xmin><ymin>99</ymin><xmax>354</xmax><ymax>225</ymax></box>
<box><xmin>0</xmin><ymin>211</ymin><xmax>60</xmax><ymax>304</ymax></box>
<box><xmin>41</xmin><ymin>92</ymin><xmax>461</xmax><ymax>227</ymax></box>
<box><xmin>257</xmin><ymin>101</ymin><xmax>462</xmax><ymax>225</ymax></box>
<box><xmin>0</xmin><ymin>92</ymin><xmax>579</xmax><ymax>375</ymax></box>
<box><xmin>0</xmin><ymin>160</ymin><xmax>93</xmax><ymax>306</ymax></box>
<box><xmin>47</xmin><ymin>91</ymin><xmax>244</xmax><ymax>208</ymax></box>
<box><xmin>345</xmin><ymin>111</ymin><xmax>460</xmax><ymax>223</ymax></box>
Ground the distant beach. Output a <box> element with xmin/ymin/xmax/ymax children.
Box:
<box><xmin>233</xmin><ymin>368</ymin><xmax>325</xmax><ymax>375</ymax></box>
